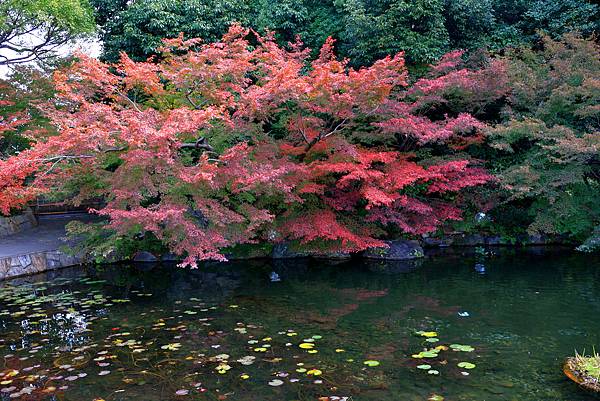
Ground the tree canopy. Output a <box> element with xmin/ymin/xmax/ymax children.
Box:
<box><xmin>0</xmin><ymin>0</ymin><xmax>95</xmax><ymax>66</ymax></box>
<box><xmin>90</xmin><ymin>0</ymin><xmax>600</xmax><ymax>66</ymax></box>
<box><xmin>0</xmin><ymin>26</ymin><xmax>492</xmax><ymax>264</ymax></box>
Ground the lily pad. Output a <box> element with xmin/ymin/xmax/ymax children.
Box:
<box><xmin>457</xmin><ymin>362</ymin><xmax>476</xmax><ymax>369</ymax></box>
<box><xmin>450</xmin><ymin>344</ymin><xmax>475</xmax><ymax>352</ymax></box>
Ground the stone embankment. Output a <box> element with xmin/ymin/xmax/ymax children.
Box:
<box><xmin>0</xmin><ymin>211</ymin><xmax>576</xmax><ymax>281</ymax></box>
<box><xmin>0</xmin><ymin>214</ymin><xmax>89</xmax><ymax>280</ymax></box>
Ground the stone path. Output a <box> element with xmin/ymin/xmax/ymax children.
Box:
<box><xmin>0</xmin><ymin>214</ymin><xmax>96</xmax><ymax>281</ymax></box>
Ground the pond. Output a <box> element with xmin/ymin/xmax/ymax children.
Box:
<box><xmin>1</xmin><ymin>248</ymin><xmax>599</xmax><ymax>401</ymax></box>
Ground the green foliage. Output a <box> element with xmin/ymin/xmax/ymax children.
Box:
<box><xmin>91</xmin><ymin>0</ymin><xmax>599</xmax><ymax>67</ymax></box>
<box><xmin>93</xmin><ymin>0</ymin><xmax>254</xmax><ymax>62</ymax></box>
<box><xmin>333</xmin><ymin>0</ymin><xmax>449</xmax><ymax>66</ymax></box>
<box><xmin>0</xmin><ymin>0</ymin><xmax>95</xmax><ymax>66</ymax></box>
<box><xmin>520</xmin><ymin>0</ymin><xmax>599</xmax><ymax>39</ymax></box>
<box><xmin>487</xmin><ymin>34</ymin><xmax>600</xmax><ymax>242</ymax></box>
<box><xmin>0</xmin><ymin>0</ymin><xmax>95</xmax><ymax>32</ymax></box>
<box><xmin>573</xmin><ymin>349</ymin><xmax>600</xmax><ymax>381</ymax></box>
<box><xmin>446</xmin><ymin>0</ymin><xmax>600</xmax><ymax>52</ymax></box>
<box><xmin>65</xmin><ymin>220</ymin><xmax>168</xmax><ymax>263</ymax></box>
<box><xmin>0</xmin><ymin>66</ymin><xmax>57</xmax><ymax>157</ymax></box>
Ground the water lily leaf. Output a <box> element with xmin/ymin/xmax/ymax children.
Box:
<box><xmin>450</xmin><ymin>344</ymin><xmax>475</xmax><ymax>352</ymax></box>
<box><xmin>299</xmin><ymin>343</ymin><xmax>315</xmax><ymax>349</ymax></box>
<box><xmin>268</xmin><ymin>379</ymin><xmax>284</xmax><ymax>386</ymax></box>
<box><xmin>425</xmin><ymin>338</ymin><xmax>440</xmax><ymax>343</ymax></box>
<box><xmin>428</xmin><ymin>369</ymin><xmax>440</xmax><ymax>375</ymax></box>
<box><xmin>428</xmin><ymin>394</ymin><xmax>444</xmax><ymax>401</ymax></box>
<box><xmin>457</xmin><ymin>362</ymin><xmax>476</xmax><ymax>369</ymax></box>
<box><xmin>307</xmin><ymin>369</ymin><xmax>322</xmax><ymax>376</ymax></box>
<box><xmin>363</xmin><ymin>360</ymin><xmax>380</xmax><ymax>367</ymax></box>
<box><xmin>417</xmin><ymin>364</ymin><xmax>432</xmax><ymax>370</ymax></box>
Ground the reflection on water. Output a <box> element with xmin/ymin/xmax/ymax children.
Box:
<box><xmin>0</xmin><ymin>248</ymin><xmax>599</xmax><ymax>400</ymax></box>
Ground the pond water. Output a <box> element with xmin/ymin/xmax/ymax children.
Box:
<box><xmin>1</xmin><ymin>248</ymin><xmax>599</xmax><ymax>401</ymax></box>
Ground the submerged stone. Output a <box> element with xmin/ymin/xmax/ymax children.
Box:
<box><xmin>363</xmin><ymin>240</ymin><xmax>424</xmax><ymax>260</ymax></box>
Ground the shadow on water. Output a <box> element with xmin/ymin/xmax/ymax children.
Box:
<box><xmin>0</xmin><ymin>247</ymin><xmax>599</xmax><ymax>400</ymax></box>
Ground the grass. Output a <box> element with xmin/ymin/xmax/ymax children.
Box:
<box><xmin>574</xmin><ymin>350</ymin><xmax>600</xmax><ymax>381</ymax></box>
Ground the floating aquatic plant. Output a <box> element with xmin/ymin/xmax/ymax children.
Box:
<box><xmin>564</xmin><ymin>349</ymin><xmax>600</xmax><ymax>393</ymax></box>
<box><xmin>457</xmin><ymin>362</ymin><xmax>476</xmax><ymax>369</ymax></box>
<box><xmin>450</xmin><ymin>344</ymin><xmax>475</xmax><ymax>352</ymax></box>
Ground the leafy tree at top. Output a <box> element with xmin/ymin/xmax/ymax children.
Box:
<box><xmin>446</xmin><ymin>0</ymin><xmax>600</xmax><ymax>52</ymax></box>
<box><xmin>0</xmin><ymin>0</ymin><xmax>95</xmax><ymax>66</ymax></box>
<box><xmin>93</xmin><ymin>0</ymin><xmax>254</xmax><ymax>62</ymax></box>
<box><xmin>334</xmin><ymin>0</ymin><xmax>450</xmax><ymax>66</ymax></box>
<box><xmin>91</xmin><ymin>0</ymin><xmax>600</xmax><ymax>66</ymax></box>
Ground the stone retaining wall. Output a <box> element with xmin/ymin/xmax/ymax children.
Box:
<box><xmin>0</xmin><ymin>210</ymin><xmax>37</xmax><ymax>237</ymax></box>
<box><xmin>0</xmin><ymin>250</ymin><xmax>82</xmax><ymax>281</ymax></box>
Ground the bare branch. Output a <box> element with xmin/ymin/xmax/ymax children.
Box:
<box><xmin>117</xmin><ymin>92</ymin><xmax>143</xmax><ymax>113</ymax></box>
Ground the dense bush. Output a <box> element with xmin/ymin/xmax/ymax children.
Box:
<box><xmin>486</xmin><ymin>34</ymin><xmax>600</xmax><ymax>241</ymax></box>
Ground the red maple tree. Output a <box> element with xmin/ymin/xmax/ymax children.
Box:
<box><xmin>0</xmin><ymin>25</ymin><xmax>492</xmax><ymax>266</ymax></box>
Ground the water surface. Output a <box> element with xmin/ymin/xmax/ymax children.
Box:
<box><xmin>1</xmin><ymin>248</ymin><xmax>599</xmax><ymax>400</ymax></box>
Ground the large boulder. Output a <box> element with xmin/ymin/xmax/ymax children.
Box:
<box><xmin>133</xmin><ymin>251</ymin><xmax>159</xmax><ymax>263</ymax></box>
<box><xmin>363</xmin><ymin>240</ymin><xmax>424</xmax><ymax>260</ymax></box>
